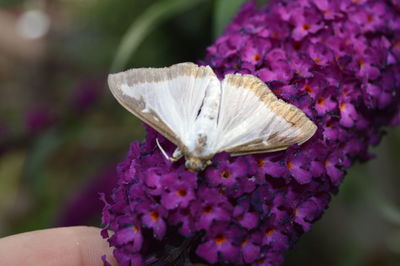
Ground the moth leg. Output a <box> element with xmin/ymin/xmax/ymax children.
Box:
<box><xmin>156</xmin><ymin>138</ymin><xmax>183</xmax><ymax>162</ymax></box>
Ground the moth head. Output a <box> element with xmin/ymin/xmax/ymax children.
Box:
<box><xmin>185</xmin><ymin>157</ymin><xmax>210</xmax><ymax>172</ymax></box>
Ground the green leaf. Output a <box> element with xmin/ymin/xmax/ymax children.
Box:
<box><xmin>213</xmin><ymin>0</ymin><xmax>247</xmax><ymax>39</ymax></box>
<box><xmin>111</xmin><ymin>0</ymin><xmax>205</xmax><ymax>72</ymax></box>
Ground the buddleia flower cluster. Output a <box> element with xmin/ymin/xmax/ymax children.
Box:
<box><xmin>102</xmin><ymin>0</ymin><xmax>400</xmax><ymax>265</ymax></box>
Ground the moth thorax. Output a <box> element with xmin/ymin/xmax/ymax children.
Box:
<box><xmin>185</xmin><ymin>157</ymin><xmax>208</xmax><ymax>172</ymax></box>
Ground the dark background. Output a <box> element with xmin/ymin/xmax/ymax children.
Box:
<box><xmin>0</xmin><ymin>0</ymin><xmax>399</xmax><ymax>265</ymax></box>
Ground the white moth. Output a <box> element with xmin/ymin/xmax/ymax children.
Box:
<box><xmin>108</xmin><ymin>62</ymin><xmax>317</xmax><ymax>171</ymax></box>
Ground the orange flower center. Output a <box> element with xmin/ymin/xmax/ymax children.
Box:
<box><xmin>266</xmin><ymin>229</ymin><xmax>276</xmax><ymax>236</ymax></box>
<box><xmin>273</xmin><ymin>88</ymin><xmax>281</xmax><ymax>95</ymax></box>
<box><xmin>253</xmin><ymin>54</ymin><xmax>261</xmax><ymax>61</ymax></box>
<box><xmin>302</xmin><ymin>24</ymin><xmax>311</xmax><ymax>31</ymax></box>
<box><xmin>177</xmin><ymin>189</ymin><xmax>187</xmax><ymax>197</ymax></box>
<box><xmin>132</xmin><ymin>225</ymin><xmax>139</xmax><ymax>233</ymax></box>
<box><xmin>304</xmin><ymin>84</ymin><xmax>313</xmax><ymax>93</ymax></box>
<box><xmin>292</xmin><ymin>42</ymin><xmax>302</xmax><ymax>50</ymax></box>
<box><xmin>357</xmin><ymin>58</ymin><xmax>365</xmax><ymax>68</ymax></box>
<box><xmin>287</xmin><ymin>161</ymin><xmax>294</xmax><ymax>169</ymax></box>
<box><xmin>256</xmin><ymin>159</ymin><xmax>266</xmax><ymax>168</ymax></box>
<box><xmin>235</xmin><ymin>215</ymin><xmax>243</xmax><ymax>221</ymax></box>
<box><xmin>203</xmin><ymin>205</ymin><xmax>213</xmax><ymax>214</ymax></box>
<box><xmin>317</xmin><ymin>97</ymin><xmax>325</xmax><ymax>106</ymax></box>
<box><xmin>256</xmin><ymin>258</ymin><xmax>266</xmax><ymax>264</ymax></box>
<box><xmin>221</xmin><ymin>170</ymin><xmax>231</xmax><ymax>179</ymax></box>
<box><xmin>214</xmin><ymin>235</ymin><xmax>226</xmax><ymax>245</ymax></box>
<box><xmin>150</xmin><ymin>211</ymin><xmax>159</xmax><ymax>222</ymax></box>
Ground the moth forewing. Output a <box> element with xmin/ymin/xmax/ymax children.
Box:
<box><xmin>108</xmin><ymin>63</ymin><xmax>220</xmax><ymax>154</ymax></box>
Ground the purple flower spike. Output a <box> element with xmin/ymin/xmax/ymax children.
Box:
<box><xmin>102</xmin><ymin>0</ymin><xmax>400</xmax><ymax>265</ymax></box>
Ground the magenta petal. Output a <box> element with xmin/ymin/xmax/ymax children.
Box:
<box><xmin>152</xmin><ymin>220</ymin><xmax>166</xmax><ymax>239</ymax></box>
<box><xmin>340</xmin><ymin>102</ymin><xmax>358</xmax><ymax>127</ymax></box>
<box><xmin>220</xmin><ymin>241</ymin><xmax>240</xmax><ymax>262</ymax></box>
<box><xmin>161</xmin><ymin>192</ymin><xmax>182</xmax><ymax>210</ymax></box>
<box><xmin>290</xmin><ymin>167</ymin><xmax>312</xmax><ymax>184</ymax></box>
<box><xmin>144</xmin><ymin>168</ymin><xmax>163</xmax><ymax>195</ymax></box>
<box><xmin>310</xmin><ymin>161</ymin><xmax>324</xmax><ymax>177</ymax></box>
<box><xmin>242</xmin><ymin>242</ymin><xmax>260</xmax><ymax>264</ymax></box>
<box><xmin>102</xmin><ymin>255</ymin><xmax>112</xmax><ymax>266</ymax></box>
<box><xmin>113</xmin><ymin>249</ymin><xmax>143</xmax><ymax>266</ymax></box>
<box><xmin>141</xmin><ymin>214</ymin><xmax>166</xmax><ymax>239</ymax></box>
<box><xmin>327</xmin><ymin>165</ymin><xmax>344</xmax><ymax>186</ymax></box>
<box><xmin>263</xmin><ymin>230</ymin><xmax>290</xmax><ymax>251</ymax></box>
<box><xmin>238</xmin><ymin>212</ymin><xmax>259</xmax><ymax>229</ymax></box>
<box><xmin>259</xmin><ymin>159</ymin><xmax>288</xmax><ymax>178</ymax></box>
<box><xmin>196</xmin><ymin>240</ymin><xmax>218</xmax><ymax>264</ymax></box>
<box><xmin>196</xmin><ymin>206</ymin><xmax>231</xmax><ymax>230</ymax></box>
<box><xmin>112</xmin><ymin>227</ymin><xmax>138</xmax><ymax>245</ymax></box>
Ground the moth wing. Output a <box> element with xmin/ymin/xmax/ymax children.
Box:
<box><xmin>215</xmin><ymin>74</ymin><xmax>317</xmax><ymax>156</ymax></box>
<box><xmin>108</xmin><ymin>62</ymin><xmax>219</xmax><ymax>148</ymax></box>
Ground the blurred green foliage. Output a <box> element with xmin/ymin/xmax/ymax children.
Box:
<box><xmin>213</xmin><ymin>0</ymin><xmax>247</xmax><ymax>38</ymax></box>
<box><xmin>0</xmin><ymin>0</ymin><xmax>24</xmax><ymax>6</ymax></box>
<box><xmin>110</xmin><ymin>0</ymin><xmax>206</xmax><ymax>72</ymax></box>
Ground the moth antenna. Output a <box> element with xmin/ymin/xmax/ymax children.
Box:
<box><xmin>156</xmin><ymin>138</ymin><xmax>174</xmax><ymax>161</ymax></box>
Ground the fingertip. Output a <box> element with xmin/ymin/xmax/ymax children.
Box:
<box><xmin>0</xmin><ymin>226</ymin><xmax>118</xmax><ymax>266</ymax></box>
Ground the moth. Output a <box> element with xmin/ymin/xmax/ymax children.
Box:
<box><xmin>108</xmin><ymin>62</ymin><xmax>317</xmax><ymax>171</ymax></box>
